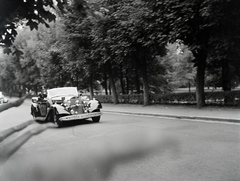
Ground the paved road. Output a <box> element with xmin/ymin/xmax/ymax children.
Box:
<box><xmin>0</xmin><ymin>100</ymin><xmax>240</xmax><ymax>181</ymax></box>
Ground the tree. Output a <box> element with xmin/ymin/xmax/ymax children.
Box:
<box><xmin>207</xmin><ymin>0</ymin><xmax>240</xmax><ymax>92</ymax></box>
<box><xmin>146</xmin><ymin>0</ymin><xmax>240</xmax><ymax>108</ymax></box>
<box><xmin>91</xmin><ymin>14</ymin><xmax>120</xmax><ymax>103</ymax></box>
<box><xmin>12</xmin><ymin>27</ymin><xmax>42</xmax><ymax>93</ymax></box>
<box><xmin>59</xmin><ymin>0</ymin><xmax>104</xmax><ymax>99</ymax></box>
<box><xmin>0</xmin><ymin>0</ymin><xmax>67</xmax><ymax>48</ymax></box>
<box><xmin>0</xmin><ymin>47</ymin><xmax>16</xmax><ymax>91</ymax></box>
<box><xmin>163</xmin><ymin>43</ymin><xmax>196</xmax><ymax>92</ymax></box>
<box><xmin>2</xmin><ymin>21</ymin><xmax>69</xmax><ymax>92</ymax></box>
<box><xmin>95</xmin><ymin>0</ymin><xmax>169</xmax><ymax>105</ymax></box>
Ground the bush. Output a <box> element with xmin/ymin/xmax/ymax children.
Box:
<box><xmin>151</xmin><ymin>92</ymin><xmax>196</xmax><ymax>105</ymax></box>
<box><xmin>95</xmin><ymin>90</ymin><xmax>240</xmax><ymax>107</ymax></box>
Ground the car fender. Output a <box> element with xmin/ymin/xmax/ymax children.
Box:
<box><xmin>52</xmin><ymin>104</ymin><xmax>70</xmax><ymax>115</ymax></box>
<box><xmin>31</xmin><ymin>103</ymin><xmax>38</xmax><ymax>108</ymax></box>
<box><xmin>88</xmin><ymin>99</ymin><xmax>102</xmax><ymax>112</ymax></box>
<box><xmin>3</xmin><ymin>97</ymin><xmax>9</xmax><ymax>103</ymax></box>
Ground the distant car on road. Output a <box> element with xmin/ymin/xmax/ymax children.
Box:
<box><xmin>0</xmin><ymin>91</ymin><xmax>9</xmax><ymax>104</ymax></box>
<box><xmin>30</xmin><ymin>87</ymin><xmax>102</xmax><ymax>127</ymax></box>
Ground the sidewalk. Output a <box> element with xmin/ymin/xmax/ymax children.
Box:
<box><xmin>102</xmin><ymin>103</ymin><xmax>240</xmax><ymax>123</ymax></box>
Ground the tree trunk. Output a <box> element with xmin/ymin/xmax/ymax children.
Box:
<box><xmin>103</xmin><ymin>65</ymin><xmax>108</xmax><ymax>95</ymax></box>
<box><xmin>222</xmin><ymin>59</ymin><xmax>231</xmax><ymax>91</ymax></box>
<box><xmin>195</xmin><ymin>50</ymin><xmax>207</xmax><ymax>108</ymax></box>
<box><xmin>135</xmin><ymin>69</ymin><xmax>140</xmax><ymax>94</ymax></box>
<box><xmin>106</xmin><ymin>61</ymin><xmax>118</xmax><ymax>104</ymax></box>
<box><xmin>75</xmin><ymin>73</ymin><xmax>79</xmax><ymax>89</ymax></box>
<box><xmin>102</xmin><ymin>80</ymin><xmax>108</xmax><ymax>95</ymax></box>
<box><xmin>222</xmin><ymin>59</ymin><xmax>233</xmax><ymax>105</ymax></box>
<box><xmin>126</xmin><ymin>69</ymin><xmax>129</xmax><ymax>94</ymax></box>
<box><xmin>108</xmin><ymin>82</ymin><xmax>111</xmax><ymax>95</ymax></box>
<box><xmin>139</xmin><ymin>57</ymin><xmax>150</xmax><ymax>106</ymax></box>
<box><xmin>119</xmin><ymin>64</ymin><xmax>125</xmax><ymax>94</ymax></box>
<box><xmin>34</xmin><ymin>86</ymin><xmax>38</xmax><ymax>96</ymax></box>
<box><xmin>89</xmin><ymin>76</ymin><xmax>94</xmax><ymax>100</ymax></box>
<box><xmin>188</xmin><ymin>81</ymin><xmax>191</xmax><ymax>93</ymax></box>
<box><xmin>0</xmin><ymin>77</ymin><xmax>2</xmax><ymax>91</ymax></box>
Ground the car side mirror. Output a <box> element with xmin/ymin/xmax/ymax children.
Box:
<box><xmin>32</xmin><ymin>97</ymin><xmax>38</xmax><ymax>103</ymax></box>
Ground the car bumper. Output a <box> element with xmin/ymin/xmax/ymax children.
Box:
<box><xmin>59</xmin><ymin>112</ymin><xmax>102</xmax><ymax>121</ymax></box>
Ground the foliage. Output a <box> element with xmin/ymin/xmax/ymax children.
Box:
<box><xmin>95</xmin><ymin>94</ymin><xmax>144</xmax><ymax>104</ymax></box>
<box><xmin>0</xmin><ymin>0</ymin><xmax>67</xmax><ymax>47</ymax></box>
<box><xmin>59</xmin><ymin>1</ymin><xmax>104</xmax><ymax>97</ymax></box>
<box><xmin>96</xmin><ymin>90</ymin><xmax>240</xmax><ymax>107</ymax></box>
<box><xmin>160</xmin><ymin>42</ymin><xmax>196</xmax><ymax>90</ymax></box>
<box><xmin>93</xmin><ymin>0</ymin><xmax>170</xmax><ymax>104</ymax></box>
<box><xmin>0</xmin><ymin>21</ymin><xmax>70</xmax><ymax>92</ymax></box>
<box><xmin>145</xmin><ymin>0</ymin><xmax>240</xmax><ymax>107</ymax></box>
<box><xmin>1</xmin><ymin>0</ymin><xmax>240</xmax><ymax>108</ymax></box>
<box><xmin>0</xmin><ymin>49</ymin><xmax>16</xmax><ymax>91</ymax></box>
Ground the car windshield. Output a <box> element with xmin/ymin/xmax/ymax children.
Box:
<box><xmin>47</xmin><ymin>87</ymin><xmax>78</xmax><ymax>99</ymax></box>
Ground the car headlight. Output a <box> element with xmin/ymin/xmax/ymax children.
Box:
<box><xmin>70</xmin><ymin>109</ymin><xmax>75</xmax><ymax>114</ymax></box>
<box><xmin>76</xmin><ymin>100</ymin><xmax>80</xmax><ymax>106</ymax></box>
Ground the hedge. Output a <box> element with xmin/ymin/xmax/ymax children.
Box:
<box><xmin>95</xmin><ymin>90</ymin><xmax>240</xmax><ymax>107</ymax></box>
<box><xmin>4</xmin><ymin>90</ymin><xmax>240</xmax><ymax>107</ymax></box>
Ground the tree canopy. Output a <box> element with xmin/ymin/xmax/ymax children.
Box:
<box><xmin>0</xmin><ymin>0</ymin><xmax>66</xmax><ymax>47</ymax></box>
<box><xmin>1</xmin><ymin>0</ymin><xmax>240</xmax><ymax>107</ymax></box>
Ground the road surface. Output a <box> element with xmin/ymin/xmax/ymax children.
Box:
<box><xmin>0</xmin><ymin>100</ymin><xmax>240</xmax><ymax>181</ymax></box>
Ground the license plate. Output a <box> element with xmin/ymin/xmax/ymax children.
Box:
<box><xmin>59</xmin><ymin>112</ymin><xmax>101</xmax><ymax>121</ymax></box>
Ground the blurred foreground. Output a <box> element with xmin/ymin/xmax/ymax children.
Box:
<box><xmin>0</xmin><ymin>131</ymin><xmax>179</xmax><ymax>181</ymax></box>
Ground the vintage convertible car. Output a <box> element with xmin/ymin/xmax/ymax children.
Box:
<box><xmin>31</xmin><ymin>87</ymin><xmax>102</xmax><ymax>127</ymax></box>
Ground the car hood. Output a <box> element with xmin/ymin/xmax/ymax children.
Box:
<box><xmin>52</xmin><ymin>104</ymin><xmax>70</xmax><ymax>114</ymax></box>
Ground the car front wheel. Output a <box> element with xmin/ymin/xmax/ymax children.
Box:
<box><xmin>92</xmin><ymin>109</ymin><xmax>101</xmax><ymax>122</ymax></box>
<box><xmin>53</xmin><ymin>110</ymin><xmax>63</xmax><ymax>127</ymax></box>
<box><xmin>31</xmin><ymin>106</ymin><xmax>38</xmax><ymax>118</ymax></box>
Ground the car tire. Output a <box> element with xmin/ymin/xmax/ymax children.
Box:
<box><xmin>92</xmin><ymin>109</ymin><xmax>101</xmax><ymax>122</ymax></box>
<box><xmin>31</xmin><ymin>106</ymin><xmax>38</xmax><ymax>118</ymax></box>
<box><xmin>53</xmin><ymin>110</ymin><xmax>63</xmax><ymax>127</ymax></box>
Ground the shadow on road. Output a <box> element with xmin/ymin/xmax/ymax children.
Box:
<box><xmin>35</xmin><ymin>118</ymin><xmax>100</xmax><ymax>128</ymax></box>
<box><xmin>59</xmin><ymin>119</ymin><xmax>99</xmax><ymax>128</ymax></box>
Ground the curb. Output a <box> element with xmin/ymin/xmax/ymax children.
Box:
<box><xmin>103</xmin><ymin>110</ymin><xmax>240</xmax><ymax>124</ymax></box>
